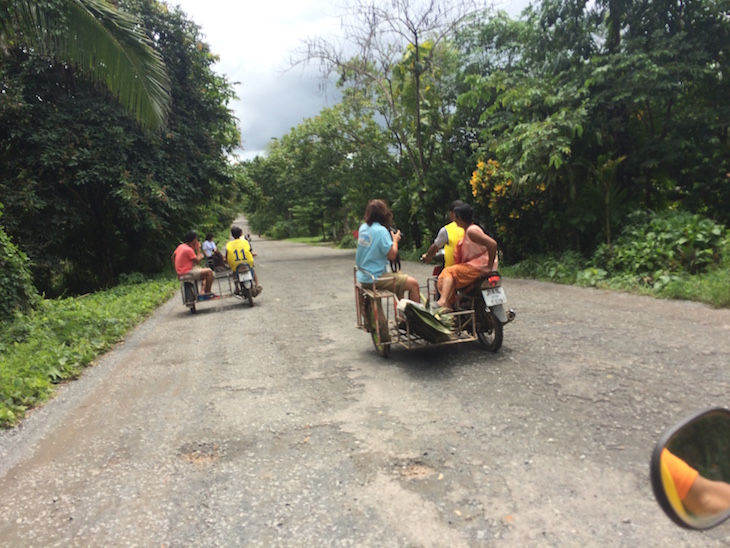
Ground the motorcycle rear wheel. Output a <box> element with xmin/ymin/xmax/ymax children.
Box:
<box><xmin>475</xmin><ymin>306</ymin><xmax>503</xmax><ymax>352</ymax></box>
<box><xmin>237</xmin><ymin>281</ymin><xmax>255</xmax><ymax>307</ymax></box>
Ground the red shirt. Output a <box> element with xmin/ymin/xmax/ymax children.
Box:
<box><xmin>174</xmin><ymin>243</ymin><xmax>197</xmax><ymax>275</ymax></box>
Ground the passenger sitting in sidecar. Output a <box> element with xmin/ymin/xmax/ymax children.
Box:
<box><xmin>172</xmin><ymin>230</ymin><xmax>215</xmax><ymax>297</ymax></box>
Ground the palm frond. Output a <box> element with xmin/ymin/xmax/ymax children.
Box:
<box><xmin>2</xmin><ymin>0</ymin><xmax>171</xmax><ymax>131</ymax></box>
<box><xmin>398</xmin><ymin>300</ymin><xmax>454</xmax><ymax>343</ymax></box>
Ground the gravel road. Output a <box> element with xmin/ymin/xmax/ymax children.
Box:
<box><xmin>2</xmin><ymin>215</ymin><xmax>730</xmax><ymax>547</ymax></box>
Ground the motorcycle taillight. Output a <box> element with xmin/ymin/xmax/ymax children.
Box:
<box><xmin>487</xmin><ymin>274</ymin><xmax>501</xmax><ymax>287</ymax></box>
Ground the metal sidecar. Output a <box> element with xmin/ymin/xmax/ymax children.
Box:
<box><xmin>178</xmin><ymin>262</ymin><xmax>257</xmax><ymax>313</ymax></box>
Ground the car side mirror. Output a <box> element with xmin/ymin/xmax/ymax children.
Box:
<box><xmin>650</xmin><ymin>407</ymin><xmax>730</xmax><ymax>529</ymax></box>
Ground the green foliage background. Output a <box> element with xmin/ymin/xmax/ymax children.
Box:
<box><xmin>0</xmin><ymin>0</ymin><xmax>243</xmax><ymax>296</ymax></box>
<box><xmin>241</xmin><ymin>0</ymin><xmax>730</xmax><ymax>274</ymax></box>
<box><xmin>0</xmin><ymin>208</ymin><xmax>39</xmax><ymax>318</ymax></box>
<box><xmin>0</xmin><ymin>275</ymin><xmax>176</xmax><ymax>427</ymax></box>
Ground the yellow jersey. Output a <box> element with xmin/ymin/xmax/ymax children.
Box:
<box><xmin>444</xmin><ymin>222</ymin><xmax>465</xmax><ymax>267</ymax></box>
<box><xmin>226</xmin><ymin>238</ymin><xmax>254</xmax><ymax>270</ymax></box>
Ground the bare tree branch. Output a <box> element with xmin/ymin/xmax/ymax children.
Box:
<box><xmin>290</xmin><ymin>0</ymin><xmax>489</xmax><ymax>234</ymax></box>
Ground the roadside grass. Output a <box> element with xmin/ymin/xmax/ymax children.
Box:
<box><xmin>500</xmin><ymin>253</ymin><xmax>730</xmax><ymax>308</ymax></box>
<box><xmin>0</xmin><ymin>274</ymin><xmax>177</xmax><ymax>428</ymax></box>
<box><xmin>658</xmin><ymin>264</ymin><xmax>730</xmax><ymax>308</ymax></box>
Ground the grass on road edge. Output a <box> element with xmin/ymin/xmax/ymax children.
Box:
<box><xmin>0</xmin><ymin>275</ymin><xmax>178</xmax><ymax>428</ymax></box>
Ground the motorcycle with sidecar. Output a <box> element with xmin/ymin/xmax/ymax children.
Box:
<box><xmin>354</xmin><ymin>263</ymin><xmax>515</xmax><ymax>357</ymax></box>
<box><xmin>178</xmin><ymin>261</ymin><xmax>257</xmax><ymax>313</ymax></box>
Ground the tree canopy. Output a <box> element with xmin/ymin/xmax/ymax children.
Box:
<box><xmin>1</xmin><ymin>0</ymin><xmax>171</xmax><ymax>130</ymax></box>
<box><xmin>244</xmin><ymin>0</ymin><xmax>730</xmax><ymax>267</ymax></box>
<box><xmin>2</xmin><ymin>0</ymin><xmax>729</xmax><ymax>303</ymax></box>
<box><xmin>0</xmin><ymin>0</ymin><xmax>241</xmax><ymax>295</ymax></box>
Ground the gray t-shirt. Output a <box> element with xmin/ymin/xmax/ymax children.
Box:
<box><xmin>433</xmin><ymin>226</ymin><xmax>449</xmax><ymax>247</ymax></box>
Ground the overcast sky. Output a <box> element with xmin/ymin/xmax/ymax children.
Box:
<box><xmin>168</xmin><ymin>0</ymin><xmax>530</xmax><ymax>160</ymax></box>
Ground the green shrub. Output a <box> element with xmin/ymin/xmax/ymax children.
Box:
<box><xmin>338</xmin><ymin>233</ymin><xmax>358</xmax><ymax>249</ymax></box>
<box><xmin>593</xmin><ymin>211</ymin><xmax>727</xmax><ymax>281</ymax></box>
<box><xmin>576</xmin><ymin>267</ymin><xmax>608</xmax><ymax>287</ymax></box>
<box><xmin>505</xmin><ymin>251</ymin><xmax>587</xmax><ymax>284</ymax></box>
<box><xmin>659</xmin><ymin>269</ymin><xmax>730</xmax><ymax>307</ymax></box>
<box><xmin>0</xmin><ymin>275</ymin><xmax>177</xmax><ymax>427</ymax></box>
<box><xmin>657</xmin><ymin>240</ymin><xmax>730</xmax><ymax>307</ymax></box>
<box><xmin>502</xmin><ymin>213</ymin><xmax>730</xmax><ymax>307</ymax></box>
<box><xmin>0</xmin><ymin>210</ymin><xmax>39</xmax><ymax>319</ymax></box>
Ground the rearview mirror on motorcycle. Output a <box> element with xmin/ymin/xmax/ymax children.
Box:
<box><xmin>650</xmin><ymin>407</ymin><xmax>730</xmax><ymax>530</ymax></box>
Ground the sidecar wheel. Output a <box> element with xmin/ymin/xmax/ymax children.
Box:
<box><xmin>368</xmin><ymin>301</ymin><xmax>390</xmax><ymax>358</ymax></box>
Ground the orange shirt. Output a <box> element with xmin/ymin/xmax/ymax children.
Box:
<box><xmin>174</xmin><ymin>243</ymin><xmax>197</xmax><ymax>275</ymax></box>
<box><xmin>662</xmin><ymin>448</ymin><xmax>700</xmax><ymax>500</ymax></box>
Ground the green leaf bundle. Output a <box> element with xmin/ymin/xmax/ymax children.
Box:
<box><xmin>398</xmin><ymin>300</ymin><xmax>454</xmax><ymax>344</ymax></box>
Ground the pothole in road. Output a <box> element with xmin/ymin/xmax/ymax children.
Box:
<box><xmin>395</xmin><ymin>460</ymin><xmax>437</xmax><ymax>479</ymax></box>
<box><xmin>179</xmin><ymin>442</ymin><xmax>220</xmax><ymax>465</ymax></box>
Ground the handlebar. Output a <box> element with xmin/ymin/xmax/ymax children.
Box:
<box><xmin>421</xmin><ymin>250</ymin><xmax>446</xmax><ymax>264</ymax></box>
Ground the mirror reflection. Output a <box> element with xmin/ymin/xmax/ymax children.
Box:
<box><xmin>652</xmin><ymin>408</ymin><xmax>730</xmax><ymax>529</ymax></box>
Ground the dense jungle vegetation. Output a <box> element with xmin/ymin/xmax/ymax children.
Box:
<box><xmin>0</xmin><ymin>0</ymin><xmax>245</xmax><ymax>301</ymax></box>
<box><xmin>242</xmin><ymin>0</ymin><xmax>730</xmax><ymax>295</ymax></box>
<box><xmin>1</xmin><ymin>0</ymin><xmax>729</xmax><ymax>425</ymax></box>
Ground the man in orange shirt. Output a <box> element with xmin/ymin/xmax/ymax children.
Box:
<box><xmin>662</xmin><ymin>448</ymin><xmax>730</xmax><ymax>516</ymax></box>
<box><xmin>172</xmin><ymin>231</ymin><xmax>215</xmax><ymax>296</ymax></box>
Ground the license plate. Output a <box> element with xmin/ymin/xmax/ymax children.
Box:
<box><xmin>238</xmin><ymin>271</ymin><xmax>253</xmax><ymax>282</ymax></box>
<box><xmin>482</xmin><ymin>287</ymin><xmax>506</xmax><ymax>307</ymax></box>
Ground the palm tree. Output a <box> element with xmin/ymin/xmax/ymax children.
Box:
<box><xmin>0</xmin><ymin>0</ymin><xmax>170</xmax><ymax>130</ymax></box>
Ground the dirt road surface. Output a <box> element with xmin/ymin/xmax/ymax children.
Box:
<box><xmin>2</xmin><ymin>216</ymin><xmax>730</xmax><ymax>547</ymax></box>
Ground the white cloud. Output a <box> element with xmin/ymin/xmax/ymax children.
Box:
<box><xmin>168</xmin><ymin>0</ymin><xmax>343</xmax><ymax>158</ymax></box>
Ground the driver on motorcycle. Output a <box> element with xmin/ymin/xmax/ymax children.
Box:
<box><xmin>420</xmin><ymin>200</ymin><xmax>466</xmax><ymax>271</ymax></box>
<box><xmin>224</xmin><ymin>226</ymin><xmax>263</xmax><ymax>294</ymax></box>
<box><xmin>434</xmin><ymin>204</ymin><xmax>497</xmax><ymax>312</ymax></box>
